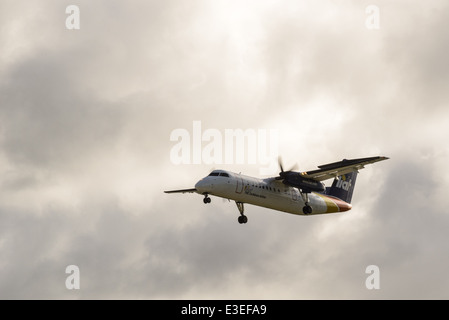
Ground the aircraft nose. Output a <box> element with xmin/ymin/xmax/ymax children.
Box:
<box><xmin>195</xmin><ymin>179</ymin><xmax>211</xmax><ymax>193</ymax></box>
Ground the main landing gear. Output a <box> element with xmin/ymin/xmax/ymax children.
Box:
<box><xmin>301</xmin><ymin>192</ymin><xmax>313</xmax><ymax>215</ymax></box>
<box><xmin>303</xmin><ymin>204</ymin><xmax>312</xmax><ymax>214</ymax></box>
<box><xmin>236</xmin><ymin>201</ymin><xmax>248</xmax><ymax>224</ymax></box>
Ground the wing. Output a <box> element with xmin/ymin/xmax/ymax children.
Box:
<box><xmin>164</xmin><ymin>188</ymin><xmax>197</xmax><ymax>194</ymax></box>
<box><xmin>302</xmin><ymin>156</ymin><xmax>389</xmax><ymax>181</ymax></box>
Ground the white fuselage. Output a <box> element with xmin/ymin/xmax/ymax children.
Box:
<box><xmin>194</xmin><ymin>170</ymin><xmax>351</xmax><ymax>215</ymax></box>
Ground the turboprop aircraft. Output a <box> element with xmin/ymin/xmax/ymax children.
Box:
<box><xmin>164</xmin><ymin>156</ymin><xmax>388</xmax><ymax>224</ymax></box>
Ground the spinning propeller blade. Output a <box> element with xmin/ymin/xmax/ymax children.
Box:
<box><xmin>276</xmin><ymin>157</ymin><xmax>299</xmax><ymax>180</ymax></box>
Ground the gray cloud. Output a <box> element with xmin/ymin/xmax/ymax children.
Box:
<box><xmin>0</xmin><ymin>52</ymin><xmax>124</xmax><ymax>169</ymax></box>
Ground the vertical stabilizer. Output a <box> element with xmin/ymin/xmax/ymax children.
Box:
<box><xmin>325</xmin><ymin>171</ymin><xmax>358</xmax><ymax>204</ymax></box>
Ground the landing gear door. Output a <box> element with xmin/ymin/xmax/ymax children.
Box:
<box><xmin>291</xmin><ymin>188</ymin><xmax>298</xmax><ymax>201</ymax></box>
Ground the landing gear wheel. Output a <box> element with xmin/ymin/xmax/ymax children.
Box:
<box><xmin>303</xmin><ymin>205</ymin><xmax>312</xmax><ymax>214</ymax></box>
<box><xmin>203</xmin><ymin>195</ymin><xmax>211</xmax><ymax>204</ymax></box>
<box><xmin>300</xmin><ymin>191</ymin><xmax>312</xmax><ymax>214</ymax></box>
<box><xmin>235</xmin><ymin>201</ymin><xmax>248</xmax><ymax>224</ymax></box>
<box><xmin>238</xmin><ymin>215</ymin><xmax>248</xmax><ymax>224</ymax></box>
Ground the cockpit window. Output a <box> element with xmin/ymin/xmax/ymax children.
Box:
<box><xmin>208</xmin><ymin>171</ymin><xmax>230</xmax><ymax>177</ymax></box>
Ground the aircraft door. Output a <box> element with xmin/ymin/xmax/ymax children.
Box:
<box><xmin>235</xmin><ymin>177</ymin><xmax>244</xmax><ymax>194</ymax></box>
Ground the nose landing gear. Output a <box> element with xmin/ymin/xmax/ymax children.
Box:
<box><xmin>236</xmin><ymin>201</ymin><xmax>248</xmax><ymax>224</ymax></box>
<box><xmin>203</xmin><ymin>194</ymin><xmax>211</xmax><ymax>204</ymax></box>
<box><xmin>203</xmin><ymin>196</ymin><xmax>247</xmax><ymax>223</ymax></box>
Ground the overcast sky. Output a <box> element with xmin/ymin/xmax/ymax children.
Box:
<box><xmin>1</xmin><ymin>0</ymin><xmax>449</xmax><ymax>299</ymax></box>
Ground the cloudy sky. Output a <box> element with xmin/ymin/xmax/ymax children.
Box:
<box><xmin>1</xmin><ymin>0</ymin><xmax>449</xmax><ymax>299</ymax></box>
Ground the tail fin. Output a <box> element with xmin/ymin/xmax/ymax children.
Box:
<box><xmin>325</xmin><ymin>171</ymin><xmax>358</xmax><ymax>204</ymax></box>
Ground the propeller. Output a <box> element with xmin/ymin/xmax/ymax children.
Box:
<box><xmin>275</xmin><ymin>156</ymin><xmax>299</xmax><ymax>180</ymax></box>
<box><xmin>275</xmin><ymin>156</ymin><xmax>325</xmax><ymax>193</ymax></box>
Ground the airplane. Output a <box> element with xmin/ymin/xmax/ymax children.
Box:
<box><xmin>164</xmin><ymin>156</ymin><xmax>388</xmax><ymax>224</ymax></box>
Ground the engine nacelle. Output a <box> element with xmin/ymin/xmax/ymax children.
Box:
<box><xmin>282</xmin><ymin>172</ymin><xmax>325</xmax><ymax>192</ymax></box>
